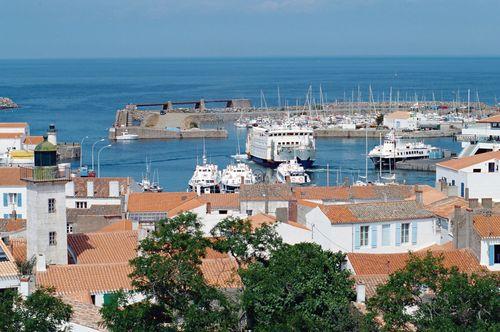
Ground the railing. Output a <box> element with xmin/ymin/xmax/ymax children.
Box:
<box><xmin>20</xmin><ymin>166</ymin><xmax>71</xmax><ymax>182</ymax></box>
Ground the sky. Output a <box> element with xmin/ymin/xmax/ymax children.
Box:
<box><xmin>1</xmin><ymin>0</ymin><xmax>499</xmax><ymax>58</ymax></box>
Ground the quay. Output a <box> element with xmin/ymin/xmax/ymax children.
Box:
<box><xmin>395</xmin><ymin>156</ymin><xmax>453</xmax><ymax>172</ymax></box>
<box><xmin>313</xmin><ymin>127</ymin><xmax>461</xmax><ymax>138</ymax></box>
<box><xmin>57</xmin><ymin>142</ymin><xmax>81</xmax><ymax>161</ymax></box>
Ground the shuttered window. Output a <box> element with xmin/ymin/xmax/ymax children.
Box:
<box><xmin>382</xmin><ymin>224</ymin><xmax>391</xmax><ymax>246</ymax></box>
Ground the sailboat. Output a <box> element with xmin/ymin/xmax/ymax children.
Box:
<box><xmin>231</xmin><ymin>129</ymin><xmax>248</xmax><ymax>162</ymax></box>
<box><xmin>139</xmin><ymin>158</ymin><xmax>163</xmax><ymax>192</ymax></box>
<box><xmin>354</xmin><ymin>120</ymin><xmax>369</xmax><ymax>186</ymax></box>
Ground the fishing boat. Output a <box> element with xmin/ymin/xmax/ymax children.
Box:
<box><xmin>276</xmin><ymin>159</ymin><xmax>311</xmax><ymax>185</ymax></box>
<box><xmin>245</xmin><ymin>124</ymin><xmax>316</xmax><ymax>168</ymax></box>
<box><xmin>221</xmin><ymin>163</ymin><xmax>257</xmax><ymax>193</ymax></box>
<box><xmin>368</xmin><ymin>130</ymin><xmax>434</xmax><ymax>169</ymax></box>
<box><xmin>139</xmin><ymin>159</ymin><xmax>163</xmax><ymax>192</ymax></box>
<box><xmin>116</xmin><ymin>130</ymin><xmax>139</xmax><ymax>141</ymax></box>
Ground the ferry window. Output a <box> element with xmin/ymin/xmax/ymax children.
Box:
<box><xmin>360</xmin><ymin>226</ymin><xmax>369</xmax><ymax>247</ymax></box>
<box><xmin>401</xmin><ymin>223</ymin><xmax>410</xmax><ymax>244</ymax></box>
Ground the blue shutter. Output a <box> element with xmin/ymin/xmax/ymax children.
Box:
<box><xmin>382</xmin><ymin>224</ymin><xmax>390</xmax><ymax>246</ymax></box>
<box><xmin>3</xmin><ymin>194</ymin><xmax>8</xmax><ymax>207</ymax></box>
<box><xmin>489</xmin><ymin>245</ymin><xmax>495</xmax><ymax>266</ymax></box>
<box><xmin>411</xmin><ymin>222</ymin><xmax>417</xmax><ymax>245</ymax></box>
<box><xmin>17</xmin><ymin>193</ymin><xmax>22</xmax><ymax>207</ymax></box>
<box><xmin>17</xmin><ymin>214</ymin><xmax>22</xmax><ymax>219</ymax></box>
<box><xmin>395</xmin><ymin>223</ymin><xmax>401</xmax><ymax>246</ymax></box>
<box><xmin>354</xmin><ymin>225</ymin><xmax>360</xmax><ymax>249</ymax></box>
<box><xmin>3</xmin><ymin>214</ymin><xmax>9</xmax><ymax>219</ymax></box>
<box><xmin>371</xmin><ymin>225</ymin><xmax>377</xmax><ymax>248</ymax></box>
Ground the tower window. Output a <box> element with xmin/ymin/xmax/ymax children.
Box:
<box><xmin>49</xmin><ymin>231</ymin><xmax>57</xmax><ymax>246</ymax></box>
<box><xmin>48</xmin><ymin>198</ymin><xmax>56</xmax><ymax>213</ymax></box>
<box><xmin>76</xmin><ymin>201</ymin><xmax>88</xmax><ymax>209</ymax></box>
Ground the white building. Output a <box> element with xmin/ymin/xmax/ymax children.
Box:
<box><xmin>0</xmin><ymin>239</ymin><xmax>20</xmax><ymax>291</ymax></box>
<box><xmin>457</xmin><ymin>114</ymin><xmax>500</xmax><ymax>157</ymax></box>
<box><xmin>305</xmin><ymin>199</ymin><xmax>442</xmax><ymax>253</ymax></box>
<box><xmin>436</xmin><ymin>150</ymin><xmax>500</xmax><ymax>201</ymax></box>
<box><xmin>383</xmin><ymin>111</ymin><xmax>417</xmax><ymax>131</ymax></box>
<box><xmin>65</xmin><ymin>177</ymin><xmax>134</xmax><ymax>209</ymax></box>
<box><xmin>0</xmin><ymin>168</ymin><xmax>27</xmax><ymax>219</ymax></box>
<box><xmin>473</xmin><ymin>215</ymin><xmax>500</xmax><ymax>271</ymax></box>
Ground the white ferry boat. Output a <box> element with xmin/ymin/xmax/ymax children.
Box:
<box><xmin>116</xmin><ymin>130</ymin><xmax>139</xmax><ymax>140</ymax></box>
<box><xmin>220</xmin><ymin>163</ymin><xmax>257</xmax><ymax>193</ymax></box>
<box><xmin>245</xmin><ymin>124</ymin><xmax>316</xmax><ymax>168</ymax></box>
<box><xmin>368</xmin><ymin>130</ymin><xmax>434</xmax><ymax>168</ymax></box>
<box><xmin>188</xmin><ymin>154</ymin><xmax>221</xmax><ymax>194</ymax></box>
<box><xmin>276</xmin><ymin>159</ymin><xmax>311</xmax><ymax>185</ymax></box>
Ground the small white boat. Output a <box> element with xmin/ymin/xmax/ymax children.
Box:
<box><xmin>188</xmin><ymin>143</ymin><xmax>221</xmax><ymax>194</ymax></box>
<box><xmin>116</xmin><ymin>130</ymin><xmax>139</xmax><ymax>140</ymax></box>
<box><xmin>221</xmin><ymin>163</ymin><xmax>257</xmax><ymax>193</ymax></box>
<box><xmin>139</xmin><ymin>159</ymin><xmax>163</xmax><ymax>192</ymax></box>
<box><xmin>276</xmin><ymin>159</ymin><xmax>311</xmax><ymax>185</ymax></box>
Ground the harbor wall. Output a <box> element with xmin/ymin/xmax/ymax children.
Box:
<box><xmin>109</xmin><ymin>127</ymin><xmax>227</xmax><ymax>140</ymax></box>
<box><xmin>313</xmin><ymin>128</ymin><xmax>460</xmax><ymax>138</ymax></box>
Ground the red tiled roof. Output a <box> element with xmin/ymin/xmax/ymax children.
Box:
<box><xmin>61</xmin><ymin>296</ymin><xmax>106</xmax><ymax>331</ymax></box>
<box><xmin>293</xmin><ymin>184</ymin><xmax>417</xmax><ymax>202</ymax></box>
<box><xmin>436</xmin><ymin>151</ymin><xmax>500</xmax><ymax>171</ymax></box>
<box><xmin>0</xmin><ymin>167</ymin><xmax>25</xmax><ymax>186</ymax></box>
<box><xmin>385</xmin><ymin>111</ymin><xmax>411</xmax><ymax>120</ymax></box>
<box><xmin>353</xmin><ymin>274</ymin><xmax>389</xmax><ymax>299</ymax></box>
<box><xmin>98</xmin><ymin>220</ymin><xmax>133</xmax><ymax>232</ymax></box>
<box><xmin>23</xmin><ymin>135</ymin><xmax>44</xmax><ymax>145</ymax></box>
<box><xmin>127</xmin><ymin>192</ymin><xmax>197</xmax><ymax>213</ymax></box>
<box><xmin>347</xmin><ymin>249</ymin><xmax>484</xmax><ymax>276</ymax></box>
<box><xmin>0</xmin><ymin>133</ymin><xmax>23</xmax><ymax>139</ymax></box>
<box><xmin>425</xmin><ymin>197</ymin><xmax>468</xmax><ymax>219</ymax></box>
<box><xmin>201</xmin><ymin>257</ymin><xmax>241</xmax><ymax>288</ymax></box>
<box><xmin>0</xmin><ymin>122</ymin><xmax>28</xmax><ymax>128</ymax></box>
<box><xmin>68</xmin><ymin>231</ymin><xmax>138</xmax><ymax>265</ymax></box>
<box><xmin>0</xmin><ymin>239</ymin><xmax>18</xmax><ymax>277</ymax></box>
<box><xmin>473</xmin><ymin>214</ymin><xmax>500</xmax><ymax>238</ymax></box>
<box><xmin>8</xmin><ymin>237</ymin><xmax>26</xmax><ymax>262</ymax></box>
<box><xmin>0</xmin><ymin>219</ymin><xmax>26</xmax><ymax>233</ymax></box>
<box><xmin>200</xmin><ymin>193</ymin><xmax>240</xmax><ymax>209</ymax></box>
<box><xmin>248</xmin><ymin>213</ymin><xmax>277</xmax><ymax>230</ymax></box>
<box><xmin>405</xmin><ymin>185</ymin><xmax>447</xmax><ymax>206</ymax></box>
<box><xmin>477</xmin><ymin>114</ymin><xmax>500</xmax><ymax>123</ymax></box>
<box><xmin>240</xmin><ymin>183</ymin><xmax>293</xmax><ymax>201</ymax></box>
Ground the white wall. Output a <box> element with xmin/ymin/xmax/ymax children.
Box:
<box><xmin>0</xmin><ymin>186</ymin><xmax>27</xmax><ymax>219</ymax></box>
<box><xmin>65</xmin><ymin>197</ymin><xmax>122</xmax><ymax>209</ymax></box>
<box><xmin>0</xmin><ymin>138</ymin><xmax>22</xmax><ymax>154</ymax></box>
<box><xmin>480</xmin><ymin>239</ymin><xmax>500</xmax><ymax>271</ymax></box>
<box><xmin>240</xmin><ymin>200</ymin><xmax>289</xmax><ymax>216</ymax></box>
<box><xmin>276</xmin><ymin>222</ymin><xmax>312</xmax><ymax>245</ymax></box>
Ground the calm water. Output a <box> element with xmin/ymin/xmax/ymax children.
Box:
<box><xmin>1</xmin><ymin>57</ymin><xmax>500</xmax><ymax>190</ymax></box>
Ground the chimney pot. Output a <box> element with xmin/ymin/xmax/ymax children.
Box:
<box><xmin>482</xmin><ymin>198</ymin><xmax>493</xmax><ymax>210</ymax></box>
<box><xmin>468</xmin><ymin>198</ymin><xmax>479</xmax><ymax>209</ymax></box>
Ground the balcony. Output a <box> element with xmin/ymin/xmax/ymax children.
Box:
<box><xmin>20</xmin><ymin>166</ymin><xmax>71</xmax><ymax>183</ymax></box>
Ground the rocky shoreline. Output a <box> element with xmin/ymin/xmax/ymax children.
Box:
<box><xmin>0</xmin><ymin>97</ymin><xmax>19</xmax><ymax>109</ymax></box>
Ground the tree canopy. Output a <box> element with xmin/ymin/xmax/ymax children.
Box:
<box><xmin>0</xmin><ymin>287</ymin><xmax>72</xmax><ymax>332</ymax></box>
<box><xmin>367</xmin><ymin>252</ymin><xmax>500</xmax><ymax>331</ymax></box>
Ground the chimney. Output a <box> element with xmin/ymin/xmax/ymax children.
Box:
<box><xmin>275</xmin><ymin>207</ymin><xmax>288</xmax><ymax>223</ymax></box>
<box><xmin>65</xmin><ymin>181</ymin><xmax>75</xmax><ymax>197</ymax></box>
<box><xmin>468</xmin><ymin>198</ymin><xmax>479</xmax><ymax>209</ymax></box>
<box><xmin>109</xmin><ymin>181</ymin><xmax>119</xmax><ymax>197</ymax></box>
<box><xmin>356</xmin><ymin>283</ymin><xmax>366</xmax><ymax>303</ymax></box>
<box><xmin>206</xmin><ymin>202</ymin><xmax>212</xmax><ymax>214</ymax></box>
<box><xmin>87</xmin><ymin>181</ymin><xmax>94</xmax><ymax>197</ymax></box>
<box><xmin>19</xmin><ymin>276</ymin><xmax>32</xmax><ymax>298</ymax></box>
<box><xmin>482</xmin><ymin>198</ymin><xmax>493</xmax><ymax>210</ymax></box>
<box><xmin>288</xmin><ymin>199</ymin><xmax>298</xmax><ymax>222</ymax></box>
<box><xmin>464</xmin><ymin>188</ymin><xmax>469</xmax><ymax>200</ymax></box>
<box><xmin>415</xmin><ymin>190</ymin><xmax>424</xmax><ymax>207</ymax></box>
<box><xmin>453</xmin><ymin>205</ymin><xmax>462</xmax><ymax>221</ymax></box>
<box><xmin>36</xmin><ymin>253</ymin><xmax>46</xmax><ymax>272</ymax></box>
<box><xmin>465</xmin><ymin>208</ymin><xmax>473</xmax><ymax>249</ymax></box>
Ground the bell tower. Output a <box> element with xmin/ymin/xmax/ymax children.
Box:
<box><xmin>21</xmin><ymin>136</ymin><xmax>70</xmax><ymax>269</ymax></box>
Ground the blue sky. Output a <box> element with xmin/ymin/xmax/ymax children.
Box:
<box><xmin>1</xmin><ymin>0</ymin><xmax>499</xmax><ymax>58</ymax></box>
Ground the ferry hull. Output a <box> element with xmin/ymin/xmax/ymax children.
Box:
<box><xmin>370</xmin><ymin>156</ymin><xmax>429</xmax><ymax>169</ymax></box>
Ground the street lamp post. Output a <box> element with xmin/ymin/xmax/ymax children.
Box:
<box><xmin>79</xmin><ymin>136</ymin><xmax>89</xmax><ymax>169</ymax></box>
<box><xmin>91</xmin><ymin>138</ymin><xmax>105</xmax><ymax>171</ymax></box>
<box><xmin>97</xmin><ymin>144</ymin><xmax>112</xmax><ymax>178</ymax></box>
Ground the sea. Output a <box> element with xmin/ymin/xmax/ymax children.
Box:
<box><xmin>1</xmin><ymin>57</ymin><xmax>500</xmax><ymax>191</ymax></box>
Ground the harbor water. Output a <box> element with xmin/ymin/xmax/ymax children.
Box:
<box><xmin>2</xmin><ymin>57</ymin><xmax>500</xmax><ymax>190</ymax></box>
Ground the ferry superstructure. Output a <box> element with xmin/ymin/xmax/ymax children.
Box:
<box><xmin>456</xmin><ymin>115</ymin><xmax>500</xmax><ymax>157</ymax></box>
<box><xmin>276</xmin><ymin>159</ymin><xmax>311</xmax><ymax>185</ymax></box>
<box><xmin>368</xmin><ymin>130</ymin><xmax>434</xmax><ymax>168</ymax></box>
<box><xmin>188</xmin><ymin>155</ymin><xmax>221</xmax><ymax>194</ymax></box>
<box><xmin>220</xmin><ymin>163</ymin><xmax>257</xmax><ymax>193</ymax></box>
<box><xmin>245</xmin><ymin>124</ymin><xmax>316</xmax><ymax>168</ymax></box>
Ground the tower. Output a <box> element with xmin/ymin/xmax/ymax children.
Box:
<box><xmin>47</xmin><ymin>124</ymin><xmax>57</xmax><ymax>145</ymax></box>
<box><xmin>22</xmin><ymin>136</ymin><xmax>70</xmax><ymax>269</ymax></box>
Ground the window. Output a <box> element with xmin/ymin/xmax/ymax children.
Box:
<box><xmin>382</xmin><ymin>224</ymin><xmax>391</xmax><ymax>246</ymax></box>
<box><xmin>49</xmin><ymin>231</ymin><xmax>57</xmax><ymax>246</ymax></box>
<box><xmin>360</xmin><ymin>226</ymin><xmax>369</xmax><ymax>247</ymax></box>
<box><xmin>473</xmin><ymin>168</ymin><xmax>481</xmax><ymax>173</ymax></box>
<box><xmin>76</xmin><ymin>201</ymin><xmax>88</xmax><ymax>209</ymax></box>
<box><xmin>48</xmin><ymin>198</ymin><xmax>56</xmax><ymax>213</ymax></box>
<box><xmin>488</xmin><ymin>162</ymin><xmax>496</xmax><ymax>173</ymax></box>
<box><xmin>401</xmin><ymin>223</ymin><xmax>410</xmax><ymax>244</ymax></box>
<box><xmin>218</xmin><ymin>210</ymin><xmax>228</xmax><ymax>215</ymax></box>
<box><xmin>495</xmin><ymin>245</ymin><xmax>500</xmax><ymax>264</ymax></box>
<box><xmin>67</xmin><ymin>224</ymin><xmax>74</xmax><ymax>234</ymax></box>
<box><xmin>246</xmin><ymin>210</ymin><xmax>253</xmax><ymax>216</ymax></box>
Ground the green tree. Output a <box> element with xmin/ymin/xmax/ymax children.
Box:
<box><xmin>210</xmin><ymin>217</ymin><xmax>283</xmax><ymax>265</ymax></box>
<box><xmin>367</xmin><ymin>252</ymin><xmax>500</xmax><ymax>331</ymax></box>
<box><xmin>100</xmin><ymin>212</ymin><xmax>238</xmax><ymax>331</ymax></box>
<box><xmin>240</xmin><ymin>242</ymin><xmax>366</xmax><ymax>331</ymax></box>
<box><xmin>0</xmin><ymin>287</ymin><xmax>72</xmax><ymax>332</ymax></box>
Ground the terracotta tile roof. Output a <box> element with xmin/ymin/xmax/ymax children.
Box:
<box><xmin>98</xmin><ymin>219</ymin><xmax>133</xmax><ymax>232</ymax></box>
<box><xmin>405</xmin><ymin>185</ymin><xmax>447</xmax><ymax>206</ymax></box>
<box><xmin>319</xmin><ymin>200</ymin><xmax>433</xmax><ymax>224</ymax></box>
<box><xmin>23</xmin><ymin>135</ymin><xmax>44</xmax><ymax>145</ymax></box>
<box><xmin>168</xmin><ymin>197</ymin><xmax>205</xmax><ymax>217</ymax></box>
<box><xmin>425</xmin><ymin>197</ymin><xmax>468</xmax><ymax>219</ymax></box>
<box><xmin>436</xmin><ymin>151</ymin><xmax>500</xmax><ymax>171</ymax></box>
<box><xmin>248</xmin><ymin>213</ymin><xmax>277</xmax><ymax>230</ymax></box>
<box><xmin>67</xmin><ymin>205</ymin><xmax>122</xmax><ymax>220</ymax></box>
<box><xmin>347</xmin><ymin>249</ymin><xmax>484</xmax><ymax>276</ymax></box>
<box><xmin>68</xmin><ymin>231</ymin><xmax>138</xmax><ymax>265</ymax></box>
<box><xmin>37</xmin><ymin>263</ymin><xmax>133</xmax><ymax>294</ymax></box>
<box><xmin>0</xmin><ymin>122</ymin><xmax>28</xmax><ymax>128</ymax></box>
<box><xmin>240</xmin><ymin>183</ymin><xmax>293</xmax><ymax>201</ymax></box>
<box><xmin>297</xmin><ymin>199</ymin><xmax>321</xmax><ymax>208</ymax></box>
<box><xmin>201</xmin><ymin>256</ymin><xmax>241</xmax><ymax>288</ymax></box>
<box><xmin>293</xmin><ymin>185</ymin><xmax>416</xmax><ymax>202</ymax></box>
<box><xmin>0</xmin><ymin>133</ymin><xmax>23</xmax><ymax>139</ymax></box>
<box><xmin>0</xmin><ymin>239</ymin><xmax>18</xmax><ymax>277</ymax></box>
<box><xmin>72</xmin><ymin>177</ymin><xmax>131</xmax><ymax>198</ymax></box>
<box><xmin>385</xmin><ymin>111</ymin><xmax>411</xmax><ymax>120</ymax></box>
<box><xmin>286</xmin><ymin>220</ymin><xmax>311</xmax><ymax>230</ymax></box>
<box><xmin>477</xmin><ymin>114</ymin><xmax>500</xmax><ymax>123</ymax></box>
<box><xmin>61</xmin><ymin>296</ymin><xmax>106</xmax><ymax>331</ymax></box>
<box><xmin>353</xmin><ymin>274</ymin><xmax>389</xmax><ymax>299</ymax></box>
<box><xmin>473</xmin><ymin>214</ymin><xmax>500</xmax><ymax>238</ymax></box>
<box><xmin>200</xmin><ymin>193</ymin><xmax>240</xmax><ymax>209</ymax></box>
<box><xmin>127</xmin><ymin>192</ymin><xmax>197</xmax><ymax>213</ymax></box>
<box><xmin>0</xmin><ymin>219</ymin><xmax>26</xmax><ymax>233</ymax></box>
<box><xmin>418</xmin><ymin>241</ymin><xmax>455</xmax><ymax>252</ymax></box>
<box><xmin>0</xmin><ymin>167</ymin><xmax>25</xmax><ymax>186</ymax></box>
<box><xmin>8</xmin><ymin>237</ymin><xmax>26</xmax><ymax>262</ymax></box>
